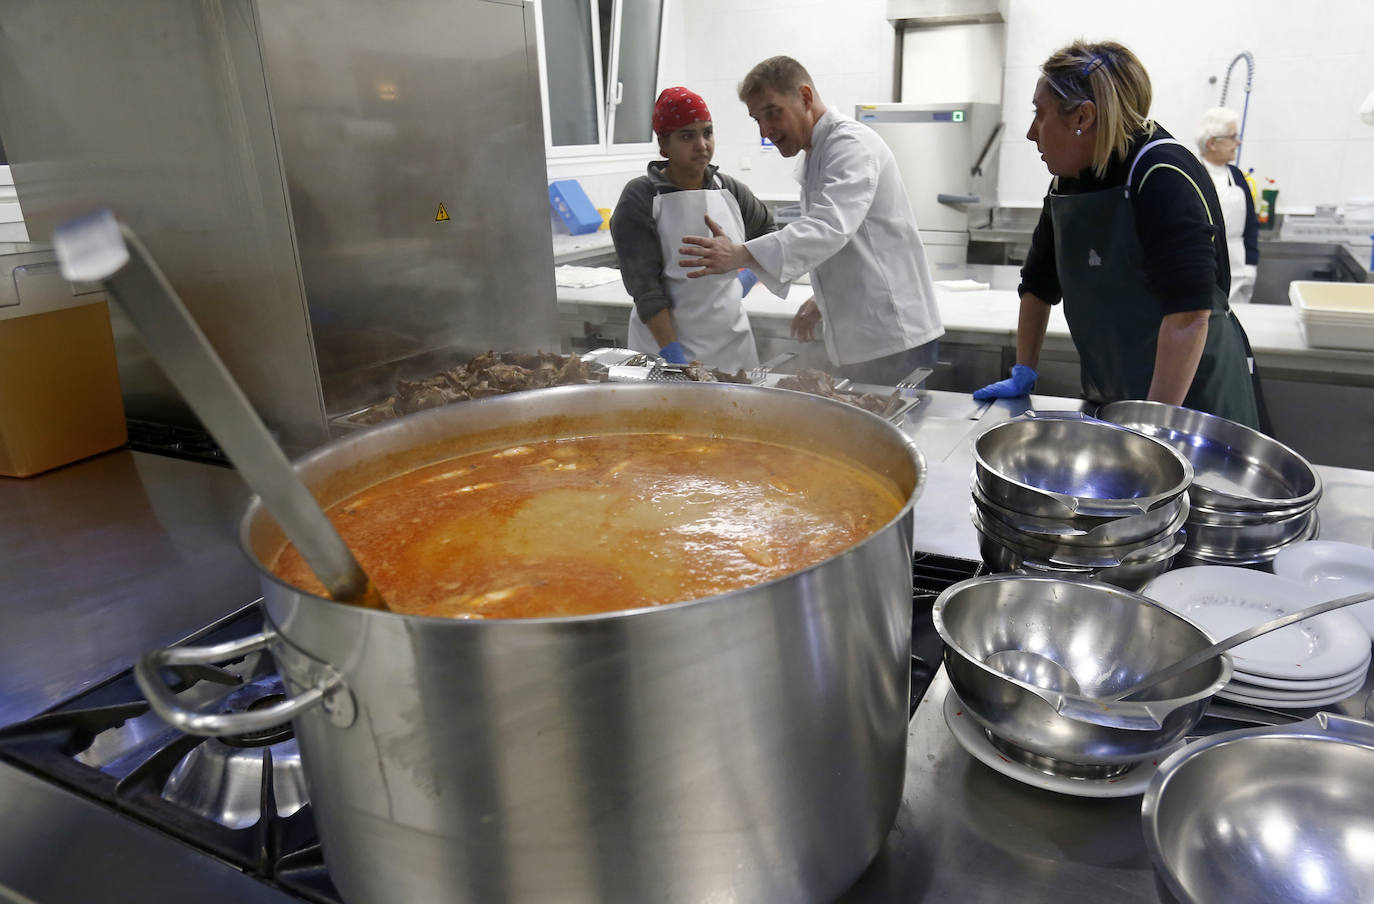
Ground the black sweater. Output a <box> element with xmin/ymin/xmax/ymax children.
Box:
<box><xmin>1018</xmin><ymin>126</ymin><xmax>1229</xmax><ymax>315</ymax></box>
<box><xmin>610</xmin><ymin>161</ymin><xmax>775</xmax><ymax>323</ymax></box>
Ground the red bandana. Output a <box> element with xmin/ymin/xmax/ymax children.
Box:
<box><xmin>652</xmin><ymin>87</ymin><xmax>712</xmax><ymax>137</ymax></box>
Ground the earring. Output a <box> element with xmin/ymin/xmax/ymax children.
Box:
<box><xmin>1075</xmin><ymin>128</ymin><xmax>1082</xmax><ymax>136</ymax></box>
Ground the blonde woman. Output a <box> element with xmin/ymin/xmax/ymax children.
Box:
<box><xmin>975</xmin><ymin>40</ymin><xmax>1263</xmax><ymax>431</ymax></box>
<box><xmin>1196</xmin><ymin>106</ymin><xmax>1259</xmax><ymax>304</ymax></box>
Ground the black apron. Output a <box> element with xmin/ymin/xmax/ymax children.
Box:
<box><xmin>1049</xmin><ymin>139</ymin><xmax>1263</xmax><ymax>430</ymax></box>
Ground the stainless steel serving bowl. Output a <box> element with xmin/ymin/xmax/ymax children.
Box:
<box><xmin>973</xmin><ymin>492</ymin><xmax>1189</xmax><ymax>561</ymax></box>
<box><xmin>1097</xmin><ymin>400</ymin><xmax>1321</xmax><ymax>512</ymax></box>
<box><xmin>932</xmin><ymin>576</ymin><xmax>1231</xmax><ymax>769</ymax></box>
<box><xmin>1175</xmin><ymin>514</ymin><xmax>1321</xmax><ymax>568</ymax></box>
<box><xmin>1143</xmin><ymin>713</ymin><xmax>1374</xmax><ymax>903</ymax></box>
<box><xmin>1188</xmin><ymin>497</ymin><xmax>1317</xmax><ymax>526</ymax></box>
<box><xmin>1185</xmin><ymin>505</ymin><xmax>1320</xmax><ymax>556</ymax></box>
<box><xmin>975</xmin><ymin>527</ymin><xmax>1184</xmax><ymax>591</ymax></box>
<box><xmin>972</xmin><ymin>482</ymin><xmax>1189</xmax><ymax>547</ymax></box>
<box><xmin>974</xmin><ymin>416</ymin><xmax>1193</xmax><ymax>519</ymax></box>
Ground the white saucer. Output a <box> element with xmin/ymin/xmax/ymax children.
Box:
<box><xmin>1140</xmin><ymin>566</ymin><xmax>1370</xmax><ymax>681</ymax></box>
<box><xmin>942</xmin><ymin>690</ymin><xmax>1181</xmax><ymax>798</ymax></box>
<box><xmin>1225</xmin><ymin>670</ymin><xmax>1367</xmax><ymax>704</ymax></box>
<box><xmin>1218</xmin><ymin>675</ymin><xmax>1367</xmax><ymax>709</ymax></box>
<box><xmin>1231</xmin><ymin>649</ymin><xmax>1371</xmax><ymax>692</ymax></box>
<box><xmin>1273</xmin><ymin>541</ymin><xmax>1374</xmax><ymax>639</ymax></box>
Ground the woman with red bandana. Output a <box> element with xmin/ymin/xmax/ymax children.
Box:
<box><xmin>610</xmin><ymin>87</ymin><xmax>778</xmax><ymax>372</ymax></box>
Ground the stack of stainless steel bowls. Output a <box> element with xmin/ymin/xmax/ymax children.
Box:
<box><xmin>971</xmin><ymin>414</ymin><xmax>1194</xmax><ymax>590</ymax></box>
<box><xmin>1098</xmin><ymin>401</ymin><xmax>1322</xmax><ymax>568</ymax></box>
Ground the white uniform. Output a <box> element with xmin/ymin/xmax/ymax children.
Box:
<box><xmin>743</xmin><ymin>109</ymin><xmax>943</xmax><ymax>367</ymax></box>
<box><xmin>1203</xmin><ymin>159</ymin><xmax>1256</xmax><ymax>304</ymax></box>
<box><xmin>627</xmin><ymin>187</ymin><xmax>759</xmax><ymax>372</ymax></box>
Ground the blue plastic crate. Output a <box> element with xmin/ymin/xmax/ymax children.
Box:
<box><xmin>548</xmin><ymin>179</ymin><xmax>602</xmax><ymax>235</ymax></box>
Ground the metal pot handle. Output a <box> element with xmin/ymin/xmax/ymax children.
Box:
<box><xmin>134</xmin><ymin>630</ymin><xmax>356</xmax><ymax>736</ymax></box>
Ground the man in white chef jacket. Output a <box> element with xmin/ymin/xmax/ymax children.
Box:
<box><xmin>679</xmin><ymin>55</ymin><xmax>943</xmax><ymax>386</ymax></box>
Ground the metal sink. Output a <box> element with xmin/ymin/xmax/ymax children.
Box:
<box><xmin>1252</xmin><ymin>241</ymin><xmax>1368</xmax><ymax>305</ymax></box>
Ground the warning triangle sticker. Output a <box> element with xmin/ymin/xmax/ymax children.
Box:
<box><xmin>435</xmin><ymin>202</ymin><xmax>450</xmax><ymax>222</ymax></box>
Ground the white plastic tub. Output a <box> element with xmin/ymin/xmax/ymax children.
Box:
<box><xmin>1289</xmin><ymin>281</ymin><xmax>1374</xmax><ymax>351</ymax></box>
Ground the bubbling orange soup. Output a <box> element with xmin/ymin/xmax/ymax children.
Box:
<box><xmin>271</xmin><ymin>432</ymin><xmax>905</xmax><ymax>619</ymax></box>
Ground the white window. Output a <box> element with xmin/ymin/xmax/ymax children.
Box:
<box><xmin>533</xmin><ymin>0</ymin><xmax>668</xmax><ymax>158</ymax></box>
<box><xmin>0</xmin><ymin>133</ymin><xmax>28</xmax><ymax>243</ymax></box>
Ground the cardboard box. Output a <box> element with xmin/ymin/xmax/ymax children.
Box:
<box><xmin>0</xmin><ymin>250</ymin><xmax>126</xmax><ymax>477</ymax></box>
<box><xmin>549</xmin><ymin>180</ymin><xmax>603</xmax><ymax>235</ymax></box>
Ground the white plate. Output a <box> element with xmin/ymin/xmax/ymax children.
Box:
<box><xmin>942</xmin><ymin>690</ymin><xmax>1182</xmax><ymax>798</ymax></box>
<box><xmin>1218</xmin><ymin>675</ymin><xmax>1367</xmax><ymax>710</ymax></box>
<box><xmin>1139</xmin><ymin>566</ymin><xmax>1370</xmax><ymax>681</ymax></box>
<box><xmin>1273</xmin><ymin>541</ymin><xmax>1374</xmax><ymax>639</ymax></box>
<box><xmin>1225</xmin><ymin>670</ymin><xmax>1367</xmax><ymax>704</ymax></box>
<box><xmin>1231</xmin><ymin>649</ymin><xmax>1371</xmax><ymax>692</ymax></box>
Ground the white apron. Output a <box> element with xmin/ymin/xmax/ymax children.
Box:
<box><xmin>1209</xmin><ymin>163</ymin><xmax>1254</xmax><ymax>304</ymax></box>
<box><xmin>626</xmin><ymin>187</ymin><xmax>759</xmax><ymax>372</ymax></box>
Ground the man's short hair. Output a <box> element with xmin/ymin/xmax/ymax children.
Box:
<box><xmin>738</xmin><ymin>56</ymin><xmax>816</xmax><ymax>101</ymax></box>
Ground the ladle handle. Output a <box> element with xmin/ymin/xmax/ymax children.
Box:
<box><xmin>53</xmin><ymin>210</ymin><xmax>385</xmax><ymax>608</ymax></box>
<box><xmin>1108</xmin><ymin>587</ymin><xmax>1374</xmax><ymax>702</ymax></box>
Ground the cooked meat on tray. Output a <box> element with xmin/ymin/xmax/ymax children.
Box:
<box><xmin>775</xmin><ymin>368</ymin><xmax>894</xmax><ymax>415</ymax></box>
<box><xmin>354</xmin><ymin>351</ymin><xmax>593</xmax><ymax>423</ymax></box>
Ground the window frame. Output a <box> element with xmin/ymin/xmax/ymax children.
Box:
<box><xmin>532</xmin><ymin>0</ymin><xmax>669</xmax><ymax>160</ymax></box>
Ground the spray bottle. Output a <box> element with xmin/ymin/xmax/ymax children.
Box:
<box><xmin>1258</xmin><ymin>178</ymin><xmax>1279</xmax><ymax>230</ymax></box>
<box><xmin>1244</xmin><ymin>168</ymin><xmax>1259</xmax><ymax>206</ymax></box>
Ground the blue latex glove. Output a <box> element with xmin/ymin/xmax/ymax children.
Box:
<box><xmin>659</xmin><ymin>341</ymin><xmax>689</xmax><ymax>364</ymax></box>
<box><xmin>738</xmin><ymin>268</ymin><xmax>759</xmax><ymax>296</ymax></box>
<box><xmin>973</xmin><ymin>364</ymin><xmax>1038</xmax><ymax>400</ymax></box>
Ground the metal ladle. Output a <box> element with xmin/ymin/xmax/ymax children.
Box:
<box><xmin>1103</xmin><ymin>587</ymin><xmax>1374</xmax><ymax>702</ymax></box>
<box><xmin>987</xmin><ymin>587</ymin><xmax>1374</xmax><ymax>704</ymax></box>
<box><xmin>984</xmin><ymin>650</ymin><xmax>1082</xmax><ymax>695</ymax></box>
<box><xmin>53</xmin><ymin>210</ymin><xmax>387</xmax><ymax>610</ymax></box>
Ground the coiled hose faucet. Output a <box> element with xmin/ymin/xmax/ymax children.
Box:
<box><xmin>1219</xmin><ymin>51</ymin><xmax>1254</xmax><ymax>166</ymax></box>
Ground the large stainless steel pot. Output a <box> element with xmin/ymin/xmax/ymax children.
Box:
<box><xmin>134</xmin><ymin>383</ymin><xmax>926</xmax><ymax>904</ymax></box>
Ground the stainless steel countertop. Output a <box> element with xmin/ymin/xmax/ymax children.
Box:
<box><xmin>3</xmin><ymin>395</ymin><xmax>1373</xmax><ymax>903</ymax></box>
<box><xmin>0</xmin><ymin>451</ymin><xmax>259</xmax><ymax>727</ymax></box>
<box><xmin>849</xmin><ymin>394</ymin><xmax>1374</xmax><ymax>904</ymax></box>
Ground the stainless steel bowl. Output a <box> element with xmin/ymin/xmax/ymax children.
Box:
<box><xmin>974</xmin><ymin>416</ymin><xmax>1193</xmax><ymax>518</ymax></box>
<box><xmin>1098</xmin><ymin>400</ymin><xmax>1322</xmax><ymax>512</ymax></box>
<box><xmin>972</xmin><ymin>482</ymin><xmax>1189</xmax><ymax>547</ymax></box>
<box><xmin>1185</xmin><ymin>506</ymin><xmax>1320</xmax><ymax>557</ymax></box>
<box><xmin>1188</xmin><ymin>497</ymin><xmax>1317</xmax><ymax>526</ymax></box>
<box><xmin>973</xmin><ymin>492</ymin><xmax>1189</xmax><ymax>560</ymax></box>
<box><xmin>976</xmin><ymin>528</ymin><xmax>1183</xmax><ymax>591</ymax></box>
<box><xmin>932</xmin><ymin>576</ymin><xmax>1231</xmax><ymax>768</ymax></box>
<box><xmin>1177</xmin><ymin>513</ymin><xmax>1321</xmax><ymax>567</ymax></box>
<box><xmin>1143</xmin><ymin>713</ymin><xmax>1374</xmax><ymax>903</ymax></box>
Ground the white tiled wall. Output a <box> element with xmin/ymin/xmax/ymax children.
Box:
<box><xmin>996</xmin><ymin>0</ymin><xmax>1374</xmax><ymax>212</ymax></box>
<box><xmin>554</xmin><ymin>0</ymin><xmax>1374</xmax><ymax>217</ymax></box>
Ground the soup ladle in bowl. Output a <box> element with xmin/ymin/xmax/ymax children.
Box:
<box><xmin>1101</xmin><ymin>587</ymin><xmax>1374</xmax><ymax>703</ymax></box>
<box><xmin>984</xmin><ymin>649</ymin><xmax>1083</xmax><ymax>696</ymax></box>
<box><xmin>53</xmin><ymin>210</ymin><xmax>388</xmax><ymax>610</ymax></box>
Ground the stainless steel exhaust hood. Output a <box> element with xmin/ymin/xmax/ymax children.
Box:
<box><xmin>0</xmin><ymin>0</ymin><xmax>558</xmax><ymax>453</ymax></box>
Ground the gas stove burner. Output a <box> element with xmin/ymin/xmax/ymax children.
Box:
<box><xmin>222</xmin><ymin>694</ymin><xmax>295</xmax><ymax>748</ymax></box>
<box><xmin>162</xmin><ymin>735</ymin><xmax>308</xmax><ymax>829</ymax></box>
<box><xmin>160</xmin><ymin>675</ymin><xmax>308</xmax><ymax>829</ymax></box>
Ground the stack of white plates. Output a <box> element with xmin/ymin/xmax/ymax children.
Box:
<box><xmin>1140</xmin><ymin>566</ymin><xmax>1372</xmax><ymax>709</ymax></box>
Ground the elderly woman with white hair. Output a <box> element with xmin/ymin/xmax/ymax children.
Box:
<box><xmin>1196</xmin><ymin>106</ymin><xmax>1259</xmax><ymax>304</ymax></box>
